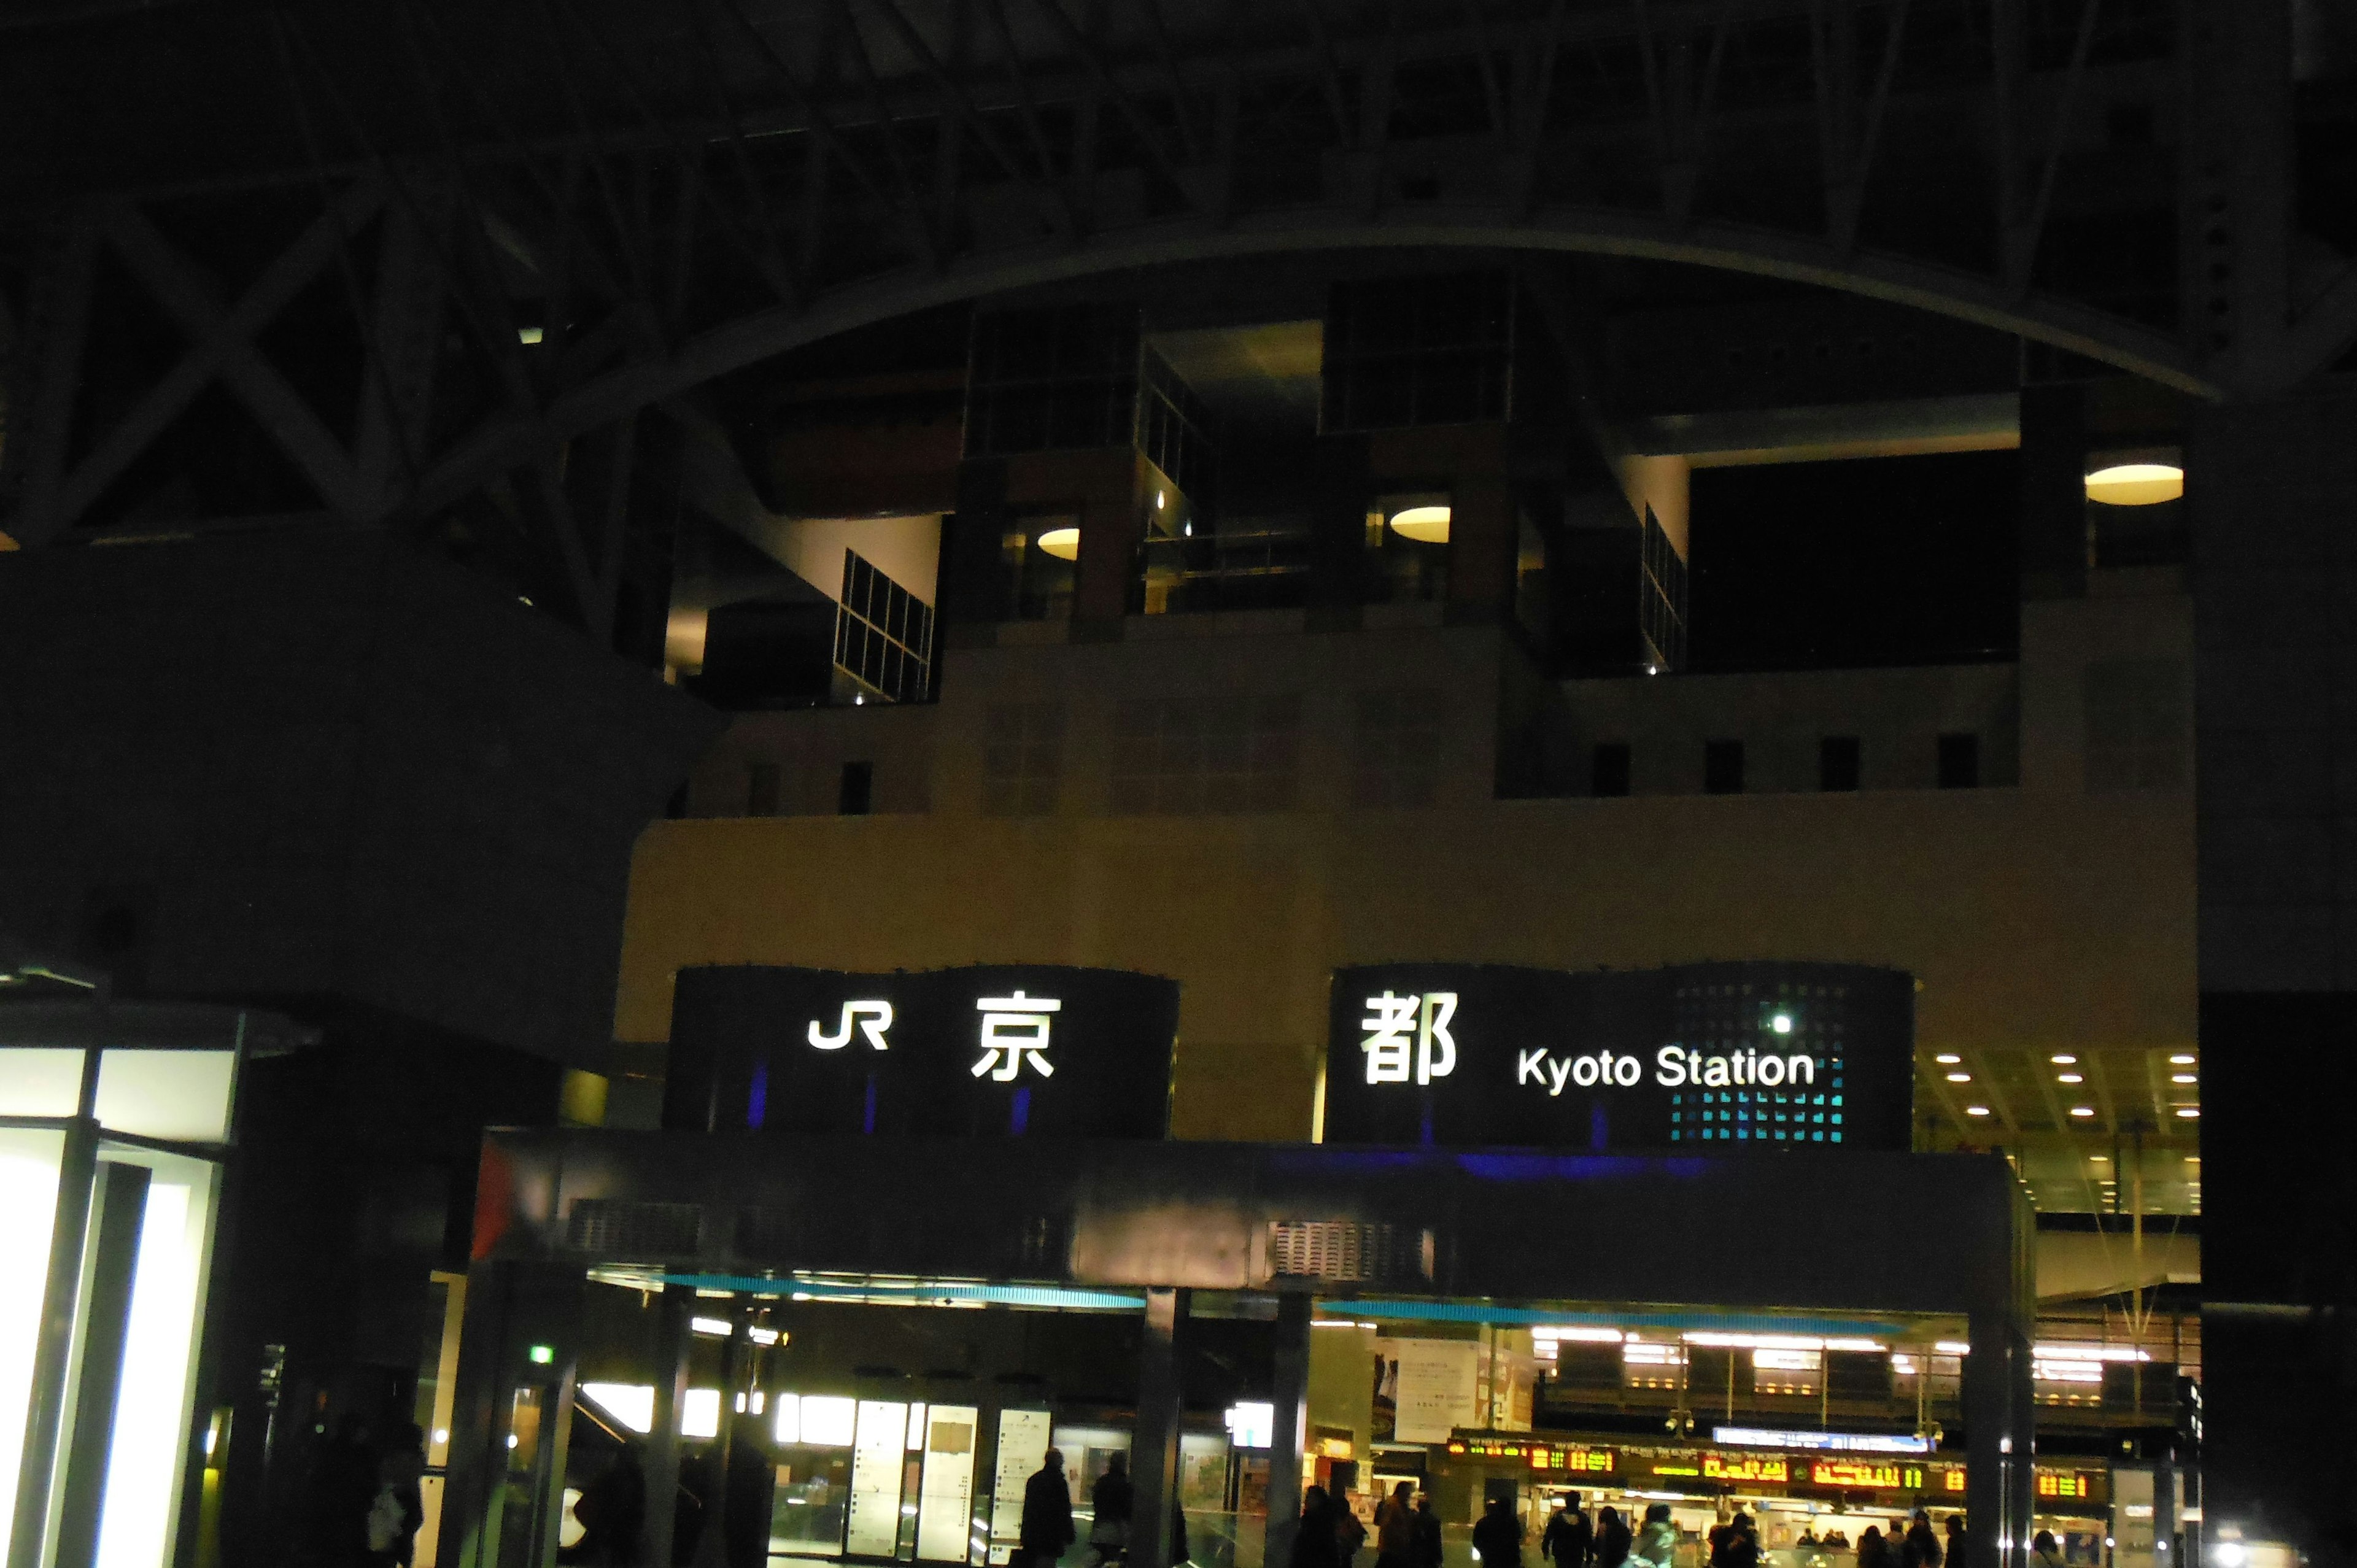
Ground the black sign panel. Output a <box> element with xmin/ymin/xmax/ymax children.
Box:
<box><xmin>1323</xmin><ymin>962</ymin><xmax>1913</xmax><ymax>1151</ymax></box>
<box><xmin>666</xmin><ymin>965</ymin><xmax>1178</xmax><ymax>1140</ymax></box>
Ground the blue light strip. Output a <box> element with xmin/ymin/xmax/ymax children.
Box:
<box><xmin>1329</xmin><ymin>1300</ymin><xmax>1908</xmax><ymax>1337</ymax></box>
<box><xmin>654</xmin><ymin>1272</ymin><xmax>1147</xmax><ymax>1311</ymax></box>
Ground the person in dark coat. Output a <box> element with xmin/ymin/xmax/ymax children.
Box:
<box><xmin>562</xmin><ymin>1448</ymin><xmax>647</xmax><ymax>1565</ymax></box>
<box><xmin>1292</xmin><ymin>1487</ymin><xmax>1341</xmax><ymax>1568</ymax></box>
<box><xmin>1090</xmin><ymin>1453</ymin><xmax>1135</xmax><ymax>1564</ymax></box>
<box><xmin>1943</xmin><ymin>1516</ymin><xmax>1967</xmax><ymax>1568</ymax></box>
<box><xmin>1542</xmin><ymin>1494</ymin><xmax>1592</xmax><ymax>1568</ymax></box>
<box><xmin>1854</xmin><ymin>1526</ymin><xmax>1889</xmax><ymax>1568</ymax></box>
<box><xmin>1472</xmin><ymin>1496</ymin><xmax>1523</xmax><ymax>1568</ymax></box>
<box><xmin>1723</xmin><ymin>1515</ymin><xmax>1759</xmax><ymax>1568</ymax></box>
<box><xmin>1171</xmin><ymin>1501</ymin><xmax>1191</xmax><ymax>1568</ymax></box>
<box><xmin>369</xmin><ymin>1423</ymin><xmax>427</xmax><ymax>1567</ymax></box>
<box><xmin>1411</xmin><ymin>1494</ymin><xmax>1444</xmax><ymax>1568</ymax></box>
<box><xmin>1335</xmin><ymin>1492</ymin><xmax>1368</xmax><ymax>1568</ymax></box>
<box><xmin>1900</xmin><ymin>1513</ymin><xmax>1943</xmax><ymax>1568</ymax></box>
<box><xmin>1023</xmin><ymin>1450</ymin><xmax>1077</xmax><ymax>1568</ymax></box>
<box><xmin>1596</xmin><ymin>1508</ymin><xmax>1631</xmax><ymax>1568</ymax></box>
<box><xmin>1377</xmin><ymin>1482</ymin><xmax>1417</xmax><ymax>1568</ymax></box>
<box><xmin>310</xmin><ymin>1414</ymin><xmax>377</xmax><ymax>1567</ymax></box>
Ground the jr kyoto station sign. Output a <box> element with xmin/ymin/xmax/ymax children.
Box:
<box><xmin>665</xmin><ymin>964</ymin><xmax>1180</xmax><ymax>1139</ymax></box>
<box><xmin>1322</xmin><ymin>961</ymin><xmax>1916</xmax><ymax>1152</ymax></box>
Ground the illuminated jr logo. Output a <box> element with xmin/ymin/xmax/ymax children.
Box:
<box><xmin>1361</xmin><ymin>991</ymin><xmax>1457</xmax><ymax>1085</ymax></box>
<box><xmin>808</xmin><ymin>1001</ymin><xmax>894</xmax><ymax>1051</ymax></box>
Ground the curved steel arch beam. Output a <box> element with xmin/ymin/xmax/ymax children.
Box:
<box><xmin>395</xmin><ymin>203</ymin><xmax>2215</xmax><ymax>522</ymax></box>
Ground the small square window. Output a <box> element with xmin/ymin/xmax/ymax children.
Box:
<box><xmin>1592</xmin><ymin>743</ymin><xmax>1631</xmax><ymax>798</ymax></box>
<box><xmin>1819</xmin><ymin>736</ymin><xmax>1860</xmax><ymax>792</ymax></box>
<box><xmin>838</xmin><ymin>761</ymin><xmax>874</xmax><ymax>816</ymax></box>
<box><xmin>1937</xmin><ymin>733</ymin><xmax>1981</xmax><ymax>789</ymax></box>
<box><xmin>1704</xmin><ymin>740</ymin><xmax>1744</xmax><ymax>795</ymax></box>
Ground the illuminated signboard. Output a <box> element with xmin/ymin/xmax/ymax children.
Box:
<box><xmin>1714</xmin><ymin>1427</ymin><xmax>1932</xmax><ymax>1454</ymax></box>
<box><xmin>1705</xmin><ymin>1456</ymin><xmax>1789</xmax><ymax>1484</ymax></box>
<box><xmin>1806</xmin><ymin>1460</ymin><xmax>1927</xmax><ymax>1490</ymax></box>
<box><xmin>1447</xmin><ymin>1439</ymin><xmax>1616</xmax><ymax>1474</ymax></box>
<box><xmin>2035</xmin><ymin>1472</ymin><xmax>2096</xmax><ymax>1500</ymax></box>
<box><xmin>667</xmin><ymin>965</ymin><xmax>1179</xmax><ymax>1139</ymax></box>
<box><xmin>1323</xmin><ymin>962</ymin><xmax>1913</xmax><ymax>1151</ymax></box>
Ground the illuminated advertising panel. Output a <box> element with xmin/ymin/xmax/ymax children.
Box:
<box><xmin>667</xmin><ymin>965</ymin><xmax>1179</xmax><ymax>1138</ymax></box>
<box><xmin>1323</xmin><ymin>962</ymin><xmax>1913</xmax><ymax>1151</ymax></box>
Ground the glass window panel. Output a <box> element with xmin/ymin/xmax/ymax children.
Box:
<box><xmin>0</xmin><ymin>1128</ymin><xmax>65</xmax><ymax>1526</ymax></box>
<box><xmin>95</xmin><ymin>1152</ymin><xmax>219</xmax><ymax>1568</ymax></box>
<box><xmin>95</xmin><ymin>1050</ymin><xmax>234</xmax><ymax>1143</ymax></box>
<box><xmin>0</xmin><ymin>1049</ymin><xmax>83</xmax><ymax>1117</ymax></box>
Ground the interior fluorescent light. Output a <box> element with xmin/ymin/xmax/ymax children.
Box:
<box><xmin>1035</xmin><ymin>527</ymin><xmax>1082</xmax><ymax>560</ymax></box>
<box><xmin>2084</xmin><ymin>463</ymin><xmax>2183</xmax><ymax>506</ymax></box>
<box><xmin>1389</xmin><ymin>505</ymin><xmax>1451</xmax><ymax>544</ymax></box>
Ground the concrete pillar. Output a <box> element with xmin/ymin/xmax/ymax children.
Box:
<box><xmin>644</xmin><ymin>1285</ymin><xmax>698</xmax><ymax>1568</ymax></box>
<box><xmin>1264</xmin><ymin>1296</ymin><xmax>1314</xmax><ymax>1568</ymax></box>
<box><xmin>1131</xmin><ymin>1288</ymin><xmax>1190</xmax><ymax>1568</ymax></box>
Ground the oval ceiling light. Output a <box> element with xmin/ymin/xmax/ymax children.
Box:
<box><xmin>1390</xmin><ymin>504</ymin><xmax>1452</xmax><ymax>543</ymax></box>
<box><xmin>2084</xmin><ymin>463</ymin><xmax>2183</xmax><ymax>506</ymax></box>
<box><xmin>1965</xmin><ymin>1106</ymin><xmax>1991</xmax><ymax>1117</ymax></box>
<box><xmin>1035</xmin><ymin>526</ymin><xmax>1082</xmax><ymax>560</ymax></box>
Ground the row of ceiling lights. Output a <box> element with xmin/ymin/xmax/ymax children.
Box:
<box><xmin>1927</xmin><ymin>1050</ymin><xmax>2197</xmax><ymax>1122</ymax></box>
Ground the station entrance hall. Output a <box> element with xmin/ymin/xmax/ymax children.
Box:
<box><xmin>432</xmin><ymin>959</ymin><xmax>2189</xmax><ymax>1568</ymax></box>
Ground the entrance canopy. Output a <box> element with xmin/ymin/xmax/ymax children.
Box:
<box><xmin>446</xmin><ymin>1133</ymin><xmax>2036</xmax><ymax>1568</ymax></box>
<box><xmin>475</xmin><ymin>1134</ymin><xmax>2028</xmax><ymax>1323</ymax></box>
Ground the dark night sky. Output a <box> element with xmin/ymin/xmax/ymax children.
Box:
<box><xmin>1686</xmin><ymin>449</ymin><xmax>2021</xmax><ymax>671</ymax></box>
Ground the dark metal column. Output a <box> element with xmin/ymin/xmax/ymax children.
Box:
<box><xmin>1130</xmin><ymin>1288</ymin><xmax>1189</xmax><ymax>1568</ymax></box>
<box><xmin>50</xmin><ymin>1161</ymin><xmax>152</xmax><ymax>1568</ymax></box>
<box><xmin>1964</xmin><ymin>1310</ymin><xmax>2032</xmax><ymax>1568</ymax></box>
<box><xmin>643</xmin><ymin>1284</ymin><xmax>697</xmax><ymax>1568</ymax></box>
<box><xmin>435</xmin><ymin>1259</ymin><xmax>518</xmax><ymax>1568</ymax></box>
<box><xmin>1263</xmin><ymin>1295</ymin><xmax>1313</xmax><ymax>1568</ymax></box>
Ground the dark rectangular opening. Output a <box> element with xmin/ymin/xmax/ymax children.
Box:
<box><xmin>838</xmin><ymin>762</ymin><xmax>874</xmax><ymax>816</ymax></box>
<box><xmin>1591</xmin><ymin>743</ymin><xmax>1631</xmax><ymax>798</ymax></box>
<box><xmin>1819</xmin><ymin>736</ymin><xmax>1861</xmax><ymax>792</ymax></box>
<box><xmin>1704</xmin><ymin>740</ymin><xmax>1744</xmax><ymax>794</ymax></box>
<box><xmin>747</xmin><ymin>762</ymin><xmax>782</xmax><ymax>817</ymax></box>
<box><xmin>1937</xmin><ymin>733</ymin><xmax>1981</xmax><ymax>789</ymax></box>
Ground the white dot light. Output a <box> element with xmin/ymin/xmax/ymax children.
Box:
<box><xmin>1945</xmin><ymin>1072</ymin><xmax>1971</xmax><ymax>1083</ymax></box>
<box><xmin>2058</xmin><ymin>1073</ymin><xmax>2083</xmax><ymax>1084</ymax></box>
<box><xmin>1966</xmin><ymin>1106</ymin><xmax>1991</xmax><ymax>1117</ymax></box>
<box><xmin>2051</xmin><ymin>1054</ymin><xmax>2077</xmax><ymax>1065</ymax></box>
<box><xmin>2070</xmin><ymin>1106</ymin><xmax>2096</xmax><ymax>1118</ymax></box>
<box><xmin>1773</xmin><ymin>1014</ymin><xmax>1793</xmax><ymax>1035</ymax></box>
<box><xmin>1935</xmin><ymin>1054</ymin><xmax>1961</xmax><ymax>1064</ymax></box>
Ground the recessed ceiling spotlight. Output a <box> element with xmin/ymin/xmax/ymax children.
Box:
<box><xmin>2070</xmin><ymin>1106</ymin><xmax>2096</xmax><ymax>1118</ymax></box>
<box><xmin>2057</xmin><ymin>1073</ymin><xmax>2084</xmax><ymax>1084</ymax></box>
<box><xmin>1965</xmin><ymin>1106</ymin><xmax>1991</xmax><ymax>1117</ymax></box>
<box><xmin>1935</xmin><ymin>1054</ymin><xmax>1962</xmax><ymax>1064</ymax></box>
